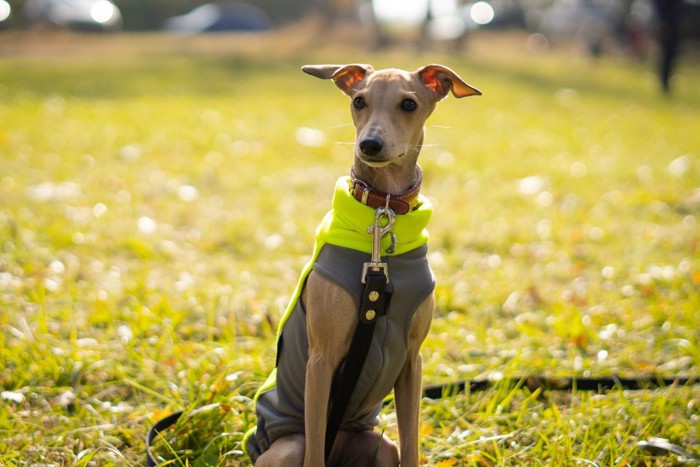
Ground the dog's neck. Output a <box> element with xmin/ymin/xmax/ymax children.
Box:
<box><xmin>351</xmin><ymin>162</ymin><xmax>419</xmax><ymax>194</ymax></box>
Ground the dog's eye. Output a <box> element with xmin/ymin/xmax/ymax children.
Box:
<box><xmin>353</xmin><ymin>96</ymin><xmax>366</xmax><ymax>109</ymax></box>
<box><xmin>401</xmin><ymin>98</ymin><xmax>417</xmax><ymax>112</ymax></box>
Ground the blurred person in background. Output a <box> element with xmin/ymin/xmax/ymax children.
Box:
<box><xmin>653</xmin><ymin>0</ymin><xmax>681</xmax><ymax>94</ymax></box>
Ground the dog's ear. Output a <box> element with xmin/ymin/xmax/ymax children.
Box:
<box><xmin>302</xmin><ymin>64</ymin><xmax>374</xmax><ymax>95</ymax></box>
<box><xmin>417</xmin><ymin>64</ymin><xmax>481</xmax><ymax>100</ymax></box>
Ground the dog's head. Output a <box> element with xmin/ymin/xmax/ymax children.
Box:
<box><xmin>302</xmin><ymin>64</ymin><xmax>480</xmax><ymax>170</ymax></box>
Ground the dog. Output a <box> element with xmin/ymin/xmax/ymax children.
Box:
<box><xmin>243</xmin><ymin>64</ymin><xmax>480</xmax><ymax>466</ymax></box>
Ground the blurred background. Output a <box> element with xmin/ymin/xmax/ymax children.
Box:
<box><xmin>0</xmin><ymin>0</ymin><xmax>698</xmax><ymax>51</ymax></box>
<box><xmin>1</xmin><ymin>0</ymin><xmax>698</xmax><ymax>96</ymax></box>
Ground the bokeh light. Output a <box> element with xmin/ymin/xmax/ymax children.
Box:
<box><xmin>470</xmin><ymin>1</ymin><xmax>494</xmax><ymax>25</ymax></box>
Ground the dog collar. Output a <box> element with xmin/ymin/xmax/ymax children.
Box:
<box><xmin>350</xmin><ymin>166</ymin><xmax>422</xmax><ymax>215</ymax></box>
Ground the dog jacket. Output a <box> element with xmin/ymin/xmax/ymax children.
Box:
<box><xmin>244</xmin><ymin>176</ymin><xmax>434</xmax><ymax>461</ymax></box>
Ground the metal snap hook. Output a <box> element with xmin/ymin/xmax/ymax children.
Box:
<box><xmin>362</xmin><ymin>205</ymin><xmax>397</xmax><ymax>284</ymax></box>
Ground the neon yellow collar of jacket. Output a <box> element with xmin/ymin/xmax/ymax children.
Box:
<box><xmin>280</xmin><ymin>176</ymin><xmax>432</xmax><ymax>331</ymax></box>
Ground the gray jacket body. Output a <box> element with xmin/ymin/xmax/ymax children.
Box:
<box><xmin>245</xmin><ymin>243</ymin><xmax>434</xmax><ymax>460</ymax></box>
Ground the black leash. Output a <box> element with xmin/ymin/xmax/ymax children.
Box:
<box><xmin>421</xmin><ymin>375</ymin><xmax>698</xmax><ymax>399</ymax></box>
<box><xmin>146</xmin><ymin>410</ymin><xmax>183</xmax><ymax>467</ymax></box>
<box><xmin>324</xmin><ymin>205</ymin><xmax>397</xmax><ymax>461</ymax></box>
<box><xmin>324</xmin><ymin>268</ymin><xmax>389</xmax><ymax>461</ymax></box>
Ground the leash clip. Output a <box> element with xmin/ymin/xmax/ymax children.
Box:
<box><xmin>361</xmin><ymin>205</ymin><xmax>396</xmax><ymax>284</ymax></box>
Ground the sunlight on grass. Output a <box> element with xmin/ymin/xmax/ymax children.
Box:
<box><xmin>0</xmin><ymin>31</ymin><xmax>698</xmax><ymax>465</ymax></box>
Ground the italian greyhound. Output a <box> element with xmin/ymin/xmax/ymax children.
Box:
<box><xmin>245</xmin><ymin>64</ymin><xmax>480</xmax><ymax>467</ymax></box>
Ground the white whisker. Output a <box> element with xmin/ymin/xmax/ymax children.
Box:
<box><xmin>428</xmin><ymin>124</ymin><xmax>452</xmax><ymax>129</ymax></box>
<box><xmin>405</xmin><ymin>143</ymin><xmax>440</xmax><ymax>150</ymax></box>
<box><xmin>327</xmin><ymin>123</ymin><xmax>354</xmax><ymax>129</ymax></box>
<box><xmin>333</xmin><ymin>142</ymin><xmax>357</xmax><ymax>146</ymax></box>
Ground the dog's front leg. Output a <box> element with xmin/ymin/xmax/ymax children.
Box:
<box><xmin>304</xmin><ymin>349</ymin><xmax>334</xmax><ymax>465</ymax></box>
<box><xmin>394</xmin><ymin>295</ymin><xmax>434</xmax><ymax>467</ymax></box>
<box><xmin>395</xmin><ymin>354</ymin><xmax>422</xmax><ymax>466</ymax></box>
<box><xmin>303</xmin><ymin>272</ymin><xmax>356</xmax><ymax>466</ymax></box>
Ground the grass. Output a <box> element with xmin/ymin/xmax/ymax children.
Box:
<box><xmin>0</xmin><ymin>28</ymin><xmax>699</xmax><ymax>465</ymax></box>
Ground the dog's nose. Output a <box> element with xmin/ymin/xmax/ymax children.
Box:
<box><xmin>359</xmin><ymin>137</ymin><xmax>383</xmax><ymax>157</ymax></box>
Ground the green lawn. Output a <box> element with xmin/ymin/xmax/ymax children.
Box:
<box><xmin>0</xmin><ymin>31</ymin><xmax>699</xmax><ymax>465</ymax></box>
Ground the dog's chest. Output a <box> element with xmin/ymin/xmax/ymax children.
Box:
<box><xmin>273</xmin><ymin>243</ymin><xmax>435</xmax><ymax>424</ymax></box>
